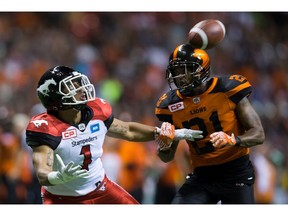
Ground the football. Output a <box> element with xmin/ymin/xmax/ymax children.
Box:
<box><xmin>188</xmin><ymin>19</ymin><xmax>226</xmax><ymax>50</ymax></box>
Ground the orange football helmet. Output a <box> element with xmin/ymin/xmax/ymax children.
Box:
<box><xmin>166</xmin><ymin>44</ymin><xmax>210</xmax><ymax>95</ymax></box>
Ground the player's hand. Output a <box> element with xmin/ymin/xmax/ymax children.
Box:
<box><xmin>155</xmin><ymin>123</ymin><xmax>204</xmax><ymax>151</ymax></box>
<box><xmin>210</xmin><ymin>131</ymin><xmax>236</xmax><ymax>148</ymax></box>
<box><xmin>48</xmin><ymin>154</ymin><xmax>89</xmax><ymax>185</ymax></box>
<box><xmin>155</xmin><ymin>122</ymin><xmax>175</xmax><ymax>151</ymax></box>
<box><xmin>174</xmin><ymin>128</ymin><xmax>203</xmax><ymax>141</ymax></box>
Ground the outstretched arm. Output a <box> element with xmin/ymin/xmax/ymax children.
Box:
<box><xmin>107</xmin><ymin>118</ymin><xmax>203</xmax><ymax>143</ymax></box>
<box><xmin>106</xmin><ymin>118</ymin><xmax>156</xmax><ymax>142</ymax></box>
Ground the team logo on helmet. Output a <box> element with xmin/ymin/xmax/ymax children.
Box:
<box><xmin>37</xmin><ymin>78</ymin><xmax>57</xmax><ymax>96</ymax></box>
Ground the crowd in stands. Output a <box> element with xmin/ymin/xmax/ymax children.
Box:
<box><xmin>0</xmin><ymin>12</ymin><xmax>287</xmax><ymax>204</ymax></box>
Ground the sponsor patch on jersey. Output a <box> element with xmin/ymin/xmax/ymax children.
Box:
<box><xmin>168</xmin><ymin>102</ymin><xmax>184</xmax><ymax>112</ymax></box>
<box><xmin>62</xmin><ymin>129</ymin><xmax>77</xmax><ymax>140</ymax></box>
<box><xmin>90</xmin><ymin>123</ymin><xmax>100</xmax><ymax>133</ymax></box>
<box><xmin>31</xmin><ymin>119</ymin><xmax>48</xmax><ymax>128</ymax></box>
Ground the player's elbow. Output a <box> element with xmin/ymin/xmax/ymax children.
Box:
<box><xmin>257</xmin><ymin>129</ymin><xmax>265</xmax><ymax>144</ymax></box>
<box><xmin>252</xmin><ymin>127</ymin><xmax>265</xmax><ymax>145</ymax></box>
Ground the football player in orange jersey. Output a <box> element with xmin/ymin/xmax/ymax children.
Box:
<box><xmin>155</xmin><ymin>44</ymin><xmax>265</xmax><ymax>204</ymax></box>
<box><xmin>25</xmin><ymin>65</ymin><xmax>203</xmax><ymax>204</ymax></box>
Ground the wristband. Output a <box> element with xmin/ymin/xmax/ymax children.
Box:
<box><xmin>235</xmin><ymin>136</ymin><xmax>241</xmax><ymax>147</ymax></box>
<box><xmin>154</xmin><ymin>127</ymin><xmax>160</xmax><ymax>139</ymax></box>
<box><xmin>158</xmin><ymin>146</ymin><xmax>172</xmax><ymax>154</ymax></box>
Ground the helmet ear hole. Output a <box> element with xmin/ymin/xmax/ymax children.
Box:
<box><xmin>52</xmin><ymin>106</ymin><xmax>58</xmax><ymax>111</ymax></box>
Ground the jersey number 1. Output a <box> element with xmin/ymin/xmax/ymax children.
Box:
<box><xmin>80</xmin><ymin>145</ymin><xmax>92</xmax><ymax>170</ymax></box>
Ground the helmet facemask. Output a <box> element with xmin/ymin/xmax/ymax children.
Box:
<box><xmin>60</xmin><ymin>72</ymin><xmax>95</xmax><ymax>107</ymax></box>
<box><xmin>166</xmin><ymin>60</ymin><xmax>210</xmax><ymax>95</ymax></box>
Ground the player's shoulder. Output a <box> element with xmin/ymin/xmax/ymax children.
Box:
<box><xmin>87</xmin><ymin>97</ymin><xmax>113</xmax><ymax>121</ymax></box>
<box><xmin>156</xmin><ymin>89</ymin><xmax>182</xmax><ymax>109</ymax></box>
<box><xmin>212</xmin><ymin>74</ymin><xmax>252</xmax><ymax>93</ymax></box>
<box><xmin>26</xmin><ymin>112</ymin><xmax>64</xmax><ymax>136</ymax></box>
<box><xmin>211</xmin><ymin>74</ymin><xmax>252</xmax><ymax>103</ymax></box>
<box><xmin>28</xmin><ymin>113</ymin><xmax>54</xmax><ymax>128</ymax></box>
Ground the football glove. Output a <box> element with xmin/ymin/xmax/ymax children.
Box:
<box><xmin>210</xmin><ymin>131</ymin><xmax>237</xmax><ymax>148</ymax></box>
<box><xmin>155</xmin><ymin>122</ymin><xmax>175</xmax><ymax>151</ymax></box>
<box><xmin>48</xmin><ymin>154</ymin><xmax>89</xmax><ymax>185</ymax></box>
<box><xmin>174</xmin><ymin>128</ymin><xmax>203</xmax><ymax>141</ymax></box>
<box><xmin>155</xmin><ymin>122</ymin><xmax>203</xmax><ymax>151</ymax></box>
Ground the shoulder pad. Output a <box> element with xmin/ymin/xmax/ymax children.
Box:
<box><xmin>87</xmin><ymin>98</ymin><xmax>113</xmax><ymax>121</ymax></box>
<box><xmin>26</xmin><ymin>113</ymin><xmax>64</xmax><ymax>136</ymax></box>
<box><xmin>211</xmin><ymin>75</ymin><xmax>252</xmax><ymax>104</ymax></box>
<box><xmin>156</xmin><ymin>90</ymin><xmax>182</xmax><ymax>109</ymax></box>
<box><xmin>26</xmin><ymin>113</ymin><xmax>63</xmax><ymax>149</ymax></box>
<box><xmin>218</xmin><ymin>75</ymin><xmax>250</xmax><ymax>90</ymax></box>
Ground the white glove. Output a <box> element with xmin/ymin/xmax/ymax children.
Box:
<box><xmin>174</xmin><ymin>128</ymin><xmax>203</xmax><ymax>141</ymax></box>
<box><xmin>48</xmin><ymin>154</ymin><xmax>89</xmax><ymax>185</ymax></box>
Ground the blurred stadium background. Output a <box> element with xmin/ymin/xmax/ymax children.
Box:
<box><xmin>0</xmin><ymin>12</ymin><xmax>287</xmax><ymax>204</ymax></box>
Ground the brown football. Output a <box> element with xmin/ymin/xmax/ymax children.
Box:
<box><xmin>188</xmin><ymin>19</ymin><xmax>226</xmax><ymax>50</ymax></box>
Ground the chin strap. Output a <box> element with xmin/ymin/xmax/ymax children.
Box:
<box><xmin>72</xmin><ymin>104</ymin><xmax>87</xmax><ymax>111</ymax></box>
<box><xmin>179</xmin><ymin>83</ymin><xmax>197</xmax><ymax>95</ymax></box>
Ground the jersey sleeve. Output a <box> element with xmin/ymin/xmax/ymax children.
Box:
<box><xmin>212</xmin><ymin>75</ymin><xmax>252</xmax><ymax>104</ymax></box>
<box><xmin>26</xmin><ymin>131</ymin><xmax>61</xmax><ymax>150</ymax></box>
<box><xmin>155</xmin><ymin>90</ymin><xmax>182</xmax><ymax>125</ymax></box>
<box><xmin>25</xmin><ymin>113</ymin><xmax>62</xmax><ymax>149</ymax></box>
<box><xmin>88</xmin><ymin>98</ymin><xmax>114</xmax><ymax>130</ymax></box>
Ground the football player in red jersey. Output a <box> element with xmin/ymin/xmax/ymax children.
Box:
<box><xmin>155</xmin><ymin>44</ymin><xmax>265</xmax><ymax>204</ymax></box>
<box><xmin>25</xmin><ymin>65</ymin><xmax>203</xmax><ymax>204</ymax></box>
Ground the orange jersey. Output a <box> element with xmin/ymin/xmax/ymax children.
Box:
<box><xmin>155</xmin><ymin>75</ymin><xmax>252</xmax><ymax>168</ymax></box>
